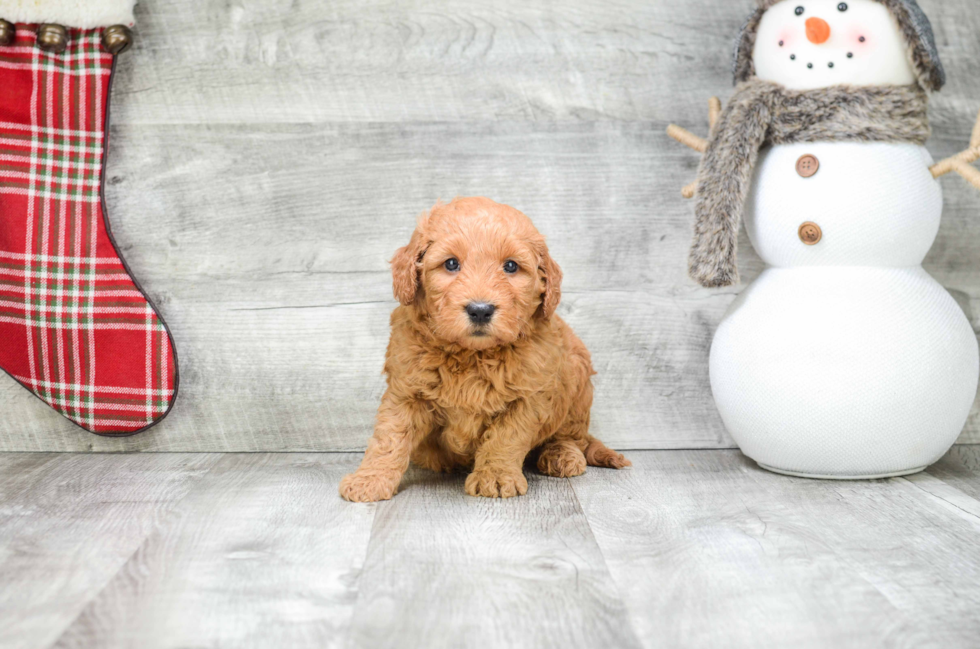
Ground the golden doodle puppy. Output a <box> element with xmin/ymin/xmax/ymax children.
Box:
<box><xmin>340</xmin><ymin>197</ymin><xmax>629</xmax><ymax>501</ymax></box>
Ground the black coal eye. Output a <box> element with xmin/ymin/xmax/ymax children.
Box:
<box><xmin>795</xmin><ymin>6</ymin><xmax>805</xmax><ymax>15</ymax></box>
<box><xmin>503</xmin><ymin>260</ymin><xmax>519</xmax><ymax>274</ymax></box>
<box><xmin>444</xmin><ymin>258</ymin><xmax>459</xmax><ymax>272</ymax></box>
<box><xmin>838</xmin><ymin>2</ymin><xmax>848</xmax><ymax>11</ymax></box>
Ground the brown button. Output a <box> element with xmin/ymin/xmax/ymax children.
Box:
<box><xmin>796</xmin><ymin>154</ymin><xmax>820</xmax><ymax>178</ymax></box>
<box><xmin>799</xmin><ymin>222</ymin><xmax>822</xmax><ymax>245</ymax></box>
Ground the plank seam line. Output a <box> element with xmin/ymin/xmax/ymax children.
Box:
<box><xmin>340</xmin><ymin>495</ymin><xmax>382</xmax><ymax>648</ymax></box>
<box><xmin>42</xmin><ymin>454</ymin><xmax>224</xmax><ymax>649</ymax></box>
<box><xmin>568</xmin><ymin>478</ymin><xmax>646</xmax><ymax>649</ymax></box>
<box><xmin>896</xmin><ymin>473</ymin><xmax>980</xmax><ymax>523</ymax></box>
<box><xmin>228</xmin><ymin>300</ymin><xmax>390</xmax><ymax>312</ymax></box>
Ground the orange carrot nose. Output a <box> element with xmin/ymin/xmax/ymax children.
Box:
<box><xmin>806</xmin><ymin>17</ymin><xmax>831</xmax><ymax>44</ymax></box>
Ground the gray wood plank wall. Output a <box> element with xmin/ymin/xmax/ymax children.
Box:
<box><xmin>1</xmin><ymin>0</ymin><xmax>978</xmax><ymax>451</ymax></box>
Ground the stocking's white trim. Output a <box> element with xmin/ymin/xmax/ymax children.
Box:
<box><xmin>0</xmin><ymin>0</ymin><xmax>136</xmax><ymax>28</ymax></box>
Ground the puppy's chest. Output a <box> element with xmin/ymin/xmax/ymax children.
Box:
<box><xmin>427</xmin><ymin>362</ymin><xmax>515</xmax><ymax>417</ymax></box>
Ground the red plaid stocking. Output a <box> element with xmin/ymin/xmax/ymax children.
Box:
<box><xmin>0</xmin><ymin>18</ymin><xmax>177</xmax><ymax>435</ymax></box>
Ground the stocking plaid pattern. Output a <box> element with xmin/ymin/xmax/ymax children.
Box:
<box><xmin>0</xmin><ymin>25</ymin><xmax>177</xmax><ymax>435</ymax></box>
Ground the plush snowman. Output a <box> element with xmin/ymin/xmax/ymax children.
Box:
<box><xmin>669</xmin><ymin>0</ymin><xmax>980</xmax><ymax>478</ymax></box>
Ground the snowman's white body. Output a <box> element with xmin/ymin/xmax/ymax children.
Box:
<box><xmin>707</xmin><ymin>0</ymin><xmax>980</xmax><ymax>478</ymax></box>
<box><xmin>711</xmin><ymin>142</ymin><xmax>979</xmax><ymax>478</ymax></box>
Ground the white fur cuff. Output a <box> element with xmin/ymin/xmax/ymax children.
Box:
<box><xmin>0</xmin><ymin>0</ymin><xmax>136</xmax><ymax>28</ymax></box>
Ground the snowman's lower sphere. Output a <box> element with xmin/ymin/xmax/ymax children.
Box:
<box><xmin>711</xmin><ymin>266</ymin><xmax>979</xmax><ymax>479</ymax></box>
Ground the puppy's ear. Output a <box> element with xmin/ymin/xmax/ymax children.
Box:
<box><xmin>391</xmin><ymin>225</ymin><xmax>428</xmax><ymax>305</ymax></box>
<box><xmin>536</xmin><ymin>247</ymin><xmax>563</xmax><ymax>320</ymax></box>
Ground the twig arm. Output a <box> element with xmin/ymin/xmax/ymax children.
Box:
<box><xmin>667</xmin><ymin>97</ymin><xmax>723</xmax><ymax>198</ymax></box>
<box><xmin>972</xmin><ymin>108</ymin><xmax>980</xmax><ymax>149</ymax></box>
<box><xmin>666</xmin><ymin>124</ymin><xmax>707</xmax><ymax>153</ymax></box>
<box><xmin>708</xmin><ymin>97</ymin><xmax>722</xmax><ymax>129</ymax></box>
<box><xmin>931</xmin><ymin>109</ymin><xmax>980</xmax><ymax>182</ymax></box>
<box><xmin>951</xmin><ymin>160</ymin><xmax>980</xmax><ymax>191</ymax></box>
<box><xmin>931</xmin><ymin>146</ymin><xmax>980</xmax><ymax>178</ymax></box>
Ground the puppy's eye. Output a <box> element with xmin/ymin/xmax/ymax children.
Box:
<box><xmin>838</xmin><ymin>2</ymin><xmax>848</xmax><ymax>11</ymax></box>
<box><xmin>444</xmin><ymin>258</ymin><xmax>460</xmax><ymax>272</ymax></box>
<box><xmin>795</xmin><ymin>5</ymin><xmax>805</xmax><ymax>15</ymax></box>
<box><xmin>503</xmin><ymin>260</ymin><xmax>519</xmax><ymax>274</ymax></box>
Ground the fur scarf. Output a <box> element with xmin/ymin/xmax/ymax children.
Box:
<box><xmin>689</xmin><ymin>79</ymin><xmax>930</xmax><ymax>288</ymax></box>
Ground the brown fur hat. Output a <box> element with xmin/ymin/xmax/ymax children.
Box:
<box><xmin>733</xmin><ymin>0</ymin><xmax>945</xmax><ymax>91</ymax></box>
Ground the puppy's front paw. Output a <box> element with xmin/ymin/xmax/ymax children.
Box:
<box><xmin>464</xmin><ymin>467</ymin><xmax>528</xmax><ymax>498</ymax></box>
<box><xmin>339</xmin><ymin>471</ymin><xmax>398</xmax><ymax>502</ymax></box>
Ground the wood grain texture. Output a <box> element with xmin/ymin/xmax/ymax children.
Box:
<box><xmin>347</xmin><ymin>467</ymin><xmax>642</xmax><ymax>649</ymax></box>
<box><xmin>0</xmin><ymin>453</ymin><xmax>220</xmax><ymax>649</ymax></box>
<box><xmin>2</xmin><ymin>450</ymin><xmax>980</xmax><ymax>648</ymax></box>
<box><xmin>49</xmin><ymin>454</ymin><xmax>376</xmax><ymax>649</ymax></box>
<box><xmin>572</xmin><ymin>449</ymin><xmax>980</xmax><ymax>649</ymax></box>
<box><xmin>107</xmin><ymin>0</ymin><xmax>980</xmax><ymax>127</ymax></box>
<box><xmin>0</xmin><ymin>0</ymin><xmax>977</xmax><ymax>450</ymax></box>
<box><xmin>0</xmin><ymin>122</ymin><xmax>738</xmax><ymax>451</ymax></box>
<box><xmin>922</xmin><ymin>444</ymin><xmax>980</xmax><ymax>502</ymax></box>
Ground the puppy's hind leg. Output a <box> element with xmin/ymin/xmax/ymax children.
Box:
<box><xmin>584</xmin><ymin>436</ymin><xmax>631</xmax><ymax>469</ymax></box>
<box><xmin>556</xmin><ymin>378</ymin><xmax>630</xmax><ymax>471</ymax></box>
<box><xmin>537</xmin><ymin>423</ymin><xmax>630</xmax><ymax>476</ymax></box>
<box><xmin>536</xmin><ymin>439</ymin><xmax>588</xmax><ymax>478</ymax></box>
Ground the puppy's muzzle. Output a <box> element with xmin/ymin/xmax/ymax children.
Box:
<box><xmin>465</xmin><ymin>302</ymin><xmax>495</xmax><ymax>326</ymax></box>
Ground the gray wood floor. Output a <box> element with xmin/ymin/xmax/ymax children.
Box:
<box><xmin>2</xmin><ymin>0</ymin><xmax>978</xmax><ymax>452</ymax></box>
<box><xmin>2</xmin><ymin>448</ymin><xmax>980</xmax><ymax>649</ymax></box>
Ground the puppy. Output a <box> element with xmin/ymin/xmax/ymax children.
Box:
<box><xmin>340</xmin><ymin>197</ymin><xmax>629</xmax><ymax>501</ymax></box>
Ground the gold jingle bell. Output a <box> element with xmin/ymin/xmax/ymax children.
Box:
<box><xmin>0</xmin><ymin>19</ymin><xmax>14</xmax><ymax>46</ymax></box>
<box><xmin>102</xmin><ymin>24</ymin><xmax>133</xmax><ymax>55</ymax></box>
<box><xmin>36</xmin><ymin>23</ymin><xmax>68</xmax><ymax>53</ymax></box>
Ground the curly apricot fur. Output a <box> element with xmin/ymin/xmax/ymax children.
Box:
<box><xmin>340</xmin><ymin>198</ymin><xmax>629</xmax><ymax>501</ymax></box>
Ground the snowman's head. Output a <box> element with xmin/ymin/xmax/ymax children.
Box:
<box><xmin>734</xmin><ymin>0</ymin><xmax>945</xmax><ymax>91</ymax></box>
<box><xmin>754</xmin><ymin>1</ymin><xmax>913</xmax><ymax>89</ymax></box>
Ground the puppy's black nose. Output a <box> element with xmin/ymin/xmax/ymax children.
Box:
<box><xmin>466</xmin><ymin>302</ymin><xmax>495</xmax><ymax>325</ymax></box>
